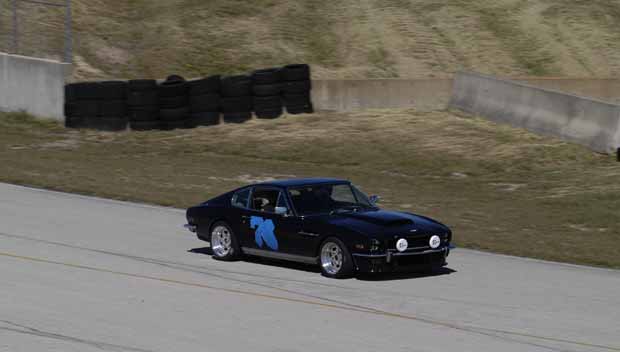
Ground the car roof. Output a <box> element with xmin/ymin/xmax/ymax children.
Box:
<box><xmin>256</xmin><ymin>178</ymin><xmax>350</xmax><ymax>187</ymax></box>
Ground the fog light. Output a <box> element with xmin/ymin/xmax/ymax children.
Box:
<box><xmin>396</xmin><ymin>238</ymin><xmax>408</xmax><ymax>252</ymax></box>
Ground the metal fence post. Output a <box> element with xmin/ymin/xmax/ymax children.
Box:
<box><xmin>11</xmin><ymin>0</ymin><xmax>18</xmax><ymax>54</ymax></box>
<box><xmin>64</xmin><ymin>0</ymin><xmax>72</xmax><ymax>63</ymax></box>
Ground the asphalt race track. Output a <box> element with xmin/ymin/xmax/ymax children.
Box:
<box><xmin>1</xmin><ymin>183</ymin><xmax>619</xmax><ymax>352</ymax></box>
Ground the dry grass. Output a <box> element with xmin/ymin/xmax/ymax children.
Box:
<box><xmin>3</xmin><ymin>0</ymin><xmax>620</xmax><ymax>79</ymax></box>
<box><xmin>1</xmin><ymin>110</ymin><xmax>619</xmax><ymax>269</ymax></box>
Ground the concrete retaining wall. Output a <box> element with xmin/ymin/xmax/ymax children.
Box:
<box><xmin>0</xmin><ymin>52</ymin><xmax>70</xmax><ymax>120</ymax></box>
<box><xmin>312</xmin><ymin>79</ymin><xmax>453</xmax><ymax>111</ymax></box>
<box><xmin>449</xmin><ymin>72</ymin><xmax>620</xmax><ymax>154</ymax></box>
<box><xmin>312</xmin><ymin>78</ymin><xmax>620</xmax><ymax>112</ymax></box>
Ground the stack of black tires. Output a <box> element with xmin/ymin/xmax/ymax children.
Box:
<box><xmin>158</xmin><ymin>75</ymin><xmax>190</xmax><ymax>130</ymax></box>
<box><xmin>64</xmin><ymin>81</ymin><xmax>128</xmax><ymax>131</ymax></box>
<box><xmin>281</xmin><ymin>64</ymin><xmax>313</xmax><ymax>114</ymax></box>
<box><xmin>252</xmin><ymin>68</ymin><xmax>284</xmax><ymax>119</ymax></box>
<box><xmin>64</xmin><ymin>63</ymin><xmax>315</xmax><ymax>131</ymax></box>
<box><xmin>220</xmin><ymin>75</ymin><xmax>253</xmax><ymax>123</ymax></box>
<box><xmin>127</xmin><ymin>79</ymin><xmax>159</xmax><ymax>131</ymax></box>
<box><xmin>188</xmin><ymin>75</ymin><xmax>221</xmax><ymax>127</ymax></box>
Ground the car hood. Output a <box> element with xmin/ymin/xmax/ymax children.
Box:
<box><xmin>326</xmin><ymin>209</ymin><xmax>449</xmax><ymax>238</ymax></box>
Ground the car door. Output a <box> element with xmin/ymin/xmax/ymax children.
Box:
<box><xmin>238</xmin><ymin>186</ymin><xmax>304</xmax><ymax>257</ymax></box>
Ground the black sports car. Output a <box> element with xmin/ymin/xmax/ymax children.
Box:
<box><xmin>184</xmin><ymin>178</ymin><xmax>454</xmax><ymax>278</ymax></box>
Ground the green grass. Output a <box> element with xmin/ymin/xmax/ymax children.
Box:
<box><xmin>1</xmin><ymin>110</ymin><xmax>619</xmax><ymax>269</ymax></box>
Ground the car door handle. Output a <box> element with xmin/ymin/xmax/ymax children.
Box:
<box><xmin>299</xmin><ymin>231</ymin><xmax>319</xmax><ymax>237</ymax></box>
<box><xmin>241</xmin><ymin>215</ymin><xmax>250</xmax><ymax>222</ymax></box>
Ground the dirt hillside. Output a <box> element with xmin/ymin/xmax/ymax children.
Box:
<box><xmin>3</xmin><ymin>0</ymin><xmax>620</xmax><ymax>79</ymax></box>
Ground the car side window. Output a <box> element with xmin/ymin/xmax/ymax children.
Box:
<box><xmin>330</xmin><ymin>184</ymin><xmax>356</xmax><ymax>204</ymax></box>
<box><xmin>231</xmin><ymin>188</ymin><xmax>251</xmax><ymax>209</ymax></box>
<box><xmin>251</xmin><ymin>188</ymin><xmax>285</xmax><ymax>214</ymax></box>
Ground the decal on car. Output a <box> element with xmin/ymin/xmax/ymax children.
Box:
<box><xmin>250</xmin><ymin>216</ymin><xmax>278</xmax><ymax>250</ymax></box>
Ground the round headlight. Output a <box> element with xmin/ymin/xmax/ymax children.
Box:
<box><xmin>429</xmin><ymin>235</ymin><xmax>441</xmax><ymax>249</ymax></box>
<box><xmin>396</xmin><ymin>238</ymin><xmax>408</xmax><ymax>252</ymax></box>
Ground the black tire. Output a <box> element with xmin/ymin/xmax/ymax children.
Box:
<box><xmin>221</xmin><ymin>75</ymin><xmax>252</xmax><ymax>97</ymax></box>
<box><xmin>99</xmin><ymin>81</ymin><xmax>127</xmax><ymax>100</ymax></box>
<box><xmin>130</xmin><ymin>120</ymin><xmax>160</xmax><ymax>131</ymax></box>
<box><xmin>165</xmin><ymin>74</ymin><xmax>186</xmax><ymax>83</ymax></box>
<box><xmin>221</xmin><ymin>96</ymin><xmax>252</xmax><ymax>113</ymax></box>
<box><xmin>319</xmin><ymin>237</ymin><xmax>354</xmax><ymax>279</ymax></box>
<box><xmin>74</xmin><ymin>82</ymin><xmax>102</xmax><ymax>100</ymax></box>
<box><xmin>223</xmin><ymin>111</ymin><xmax>252</xmax><ymax>123</ymax></box>
<box><xmin>253</xmin><ymin>95</ymin><xmax>282</xmax><ymax>110</ymax></box>
<box><xmin>283</xmin><ymin>93</ymin><xmax>311</xmax><ymax>107</ymax></box>
<box><xmin>128</xmin><ymin>106</ymin><xmax>158</xmax><ymax>122</ymax></box>
<box><xmin>158</xmin><ymin>81</ymin><xmax>188</xmax><ymax>98</ymax></box>
<box><xmin>127</xmin><ymin>91</ymin><xmax>158</xmax><ymax>106</ymax></box>
<box><xmin>73</xmin><ymin>100</ymin><xmax>99</xmax><ymax>116</ymax></box>
<box><xmin>251</xmin><ymin>68</ymin><xmax>282</xmax><ymax>85</ymax></box>
<box><xmin>64</xmin><ymin>83</ymin><xmax>79</xmax><ymax>102</ymax></box>
<box><xmin>64</xmin><ymin>103</ymin><xmax>76</xmax><ymax>117</ymax></box>
<box><xmin>159</xmin><ymin>95</ymin><xmax>188</xmax><ymax>109</ymax></box>
<box><xmin>286</xmin><ymin>104</ymin><xmax>314</xmax><ymax>115</ymax></box>
<box><xmin>84</xmin><ymin>116</ymin><xmax>127</xmax><ymax>132</ymax></box>
<box><xmin>128</xmin><ymin>79</ymin><xmax>157</xmax><ymax>92</ymax></box>
<box><xmin>159</xmin><ymin>107</ymin><xmax>189</xmax><ymax>121</ymax></box>
<box><xmin>281</xmin><ymin>64</ymin><xmax>310</xmax><ymax>81</ymax></box>
<box><xmin>65</xmin><ymin>116</ymin><xmax>83</xmax><ymax>129</ymax></box>
<box><xmin>210</xmin><ymin>221</ymin><xmax>241</xmax><ymax>261</ymax></box>
<box><xmin>252</xmin><ymin>83</ymin><xmax>281</xmax><ymax>96</ymax></box>
<box><xmin>99</xmin><ymin>100</ymin><xmax>127</xmax><ymax>116</ymax></box>
<box><xmin>189</xmin><ymin>75</ymin><xmax>221</xmax><ymax>95</ymax></box>
<box><xmin>282</xmin><ymin>80</ymin><xmax>311</xmax><ymax>94</ymax></box>
<box><xmin>255</xmin><ymin>107</ymin><xmax>283</xmax><ymax>119</ymax></box>
<box><xmin>190</xmin><ymin>94</ymin><xmax>220</xmax><ymax>112</ymax></box>
<box><xmin>188</xmin><ymin>111</ymin><xmax>220</xmax><ymax>127</ymax></box>
<box><xmin>160</xmin><ymin>120</ymin><xmax>187</xmax><ymax>130</ymax></box>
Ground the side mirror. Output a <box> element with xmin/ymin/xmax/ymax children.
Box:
<box><xmin>275</xmin><ymin>206</ymin><xmax>290</xmax><ymax>216</ymax></box>
<box><xmin>369</xmin><ymin>195</ymin><xmax>381</xmax><ymax>205</ymax></box>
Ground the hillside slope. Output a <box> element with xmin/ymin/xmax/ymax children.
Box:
<box><xmin>3</xmin><ymin>0</ymin><xmax>620</xmax><ymax>79</ymax></box>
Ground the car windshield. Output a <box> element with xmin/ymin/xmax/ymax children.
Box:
<box><xmin>287</xmin><ymin>183</ymin><xmax>374</xmax><ymax>216</ymax></box>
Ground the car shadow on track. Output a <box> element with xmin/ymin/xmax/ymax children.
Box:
<box><xmin>188</xmin><ymin>247</ymin><xmax>456</xmax><ymax>280</ymax></box>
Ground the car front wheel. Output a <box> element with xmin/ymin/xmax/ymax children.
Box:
<box><xmin>210</xmin><ymin>222</ymin><xmax>241</xmax><ymax>261</ymax></box>
<box><xmin>319</xmin><ymin>237</ymin><xmax>354</xmax><ymax>279</ymax></box>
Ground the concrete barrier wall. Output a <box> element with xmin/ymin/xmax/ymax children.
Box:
<box><xmin>0</xmin><ymin>52</ymin><xmax>69</xmax><ymax>120</ymax></box>
<box><xmin>312</xmin><ymin>78</ymin><xmax>620</xmax><ymax>112</ymax></box>
<box><xmin>449</xmin><ymin>72</ymin><xmax>620</xmax><ymax>154</ymax></box>
<box><xmin>312</xmin><ymin>79</ymin><xmax>453</xmax><ymax>111</ymax></box>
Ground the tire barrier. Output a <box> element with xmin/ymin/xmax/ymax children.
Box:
<box><xmin>64</xmin><ymin>64</ymin><xmax>314</xmax><ymax>131</ymax></box>
<box><xmin>281</xmin><ymin>64</ymin><xmax>313</xmax><ymax>114</ymax></box>
<box><xmin>252</xmin><ymin>68</ymin><xmax>283</xmax><ymax>119</ymax></box>
<box><xmin>188</xmin><ymin>75</ymin><xmax>221</xmax><ymax>127</ymax></box>
<box><xmin>158</xmin><ymin>75</ymin><xmax>190</xmax><ymax>130</ymax></box>
<box><xmin>128</xmin><ymin>79</ymin><xmax>159</xmax><ymax>131</ymax></box>
<box><xmin>221</xmin><ymin>74</ymin><xmax>253</xmax><ymax>123</ymax></box>
<box><xmin>64</xmin><ymin>81</ymin><xmax>128</xmax><ymax>131</ymax></box>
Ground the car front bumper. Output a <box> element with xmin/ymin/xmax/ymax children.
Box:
<box><xmin>352</xmin><ymin>245</ymin><xmax>453</xmax><ymax>273</ymax></box>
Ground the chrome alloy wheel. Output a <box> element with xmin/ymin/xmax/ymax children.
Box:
<box><xmin>211</xmin><ymin>225</ymin><xmax>233</xmax><ymax>257</ymax></box>
<box><xmin>320</xmin><ymin>242</ymin><xmax>343</xmax><ymax>275</ymax></box>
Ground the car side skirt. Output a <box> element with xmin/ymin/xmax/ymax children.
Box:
<box><xmin>241</xmin><ymin>247</ymin><xmax>319</xmax><ymax>265</ymax></box>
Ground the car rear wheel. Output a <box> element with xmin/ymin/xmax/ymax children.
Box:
<box><xmin>210</xmin><ymin>222</ymin><xmax>240</xmax><ymax>261</ymax></box>
<box><xmin>319</xmin><ymin>237</ymin><xmax>354</xmax><ymax>279</ymax></box>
